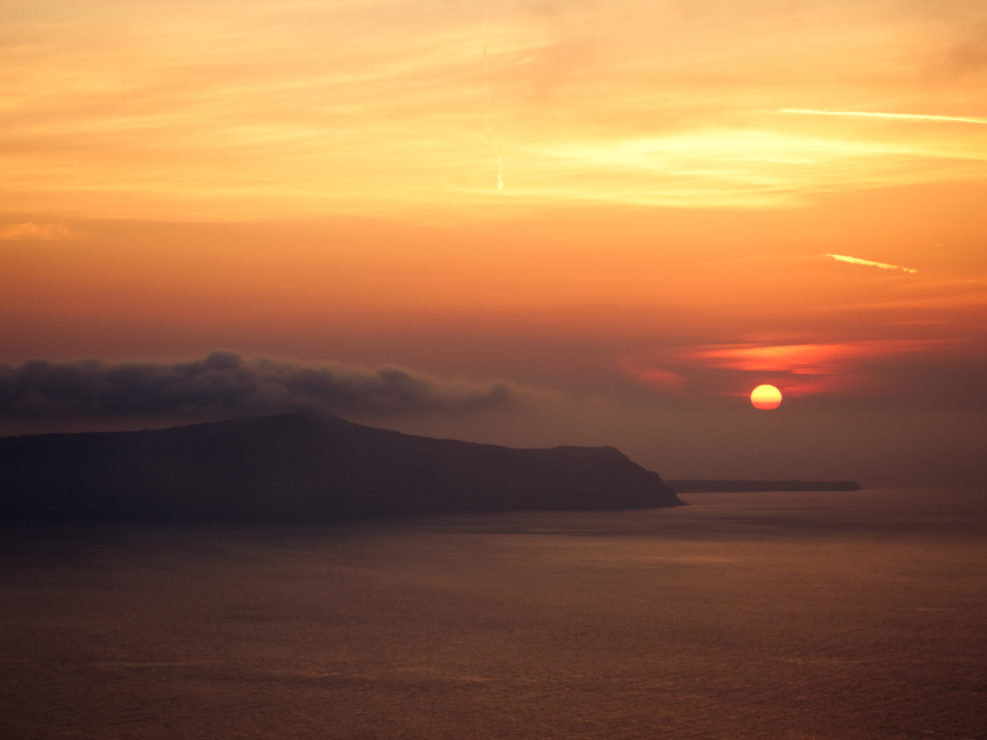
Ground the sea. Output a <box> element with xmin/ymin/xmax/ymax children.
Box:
<box><xmin>1</xmin><ymin>488</ymin><xmax>985</xmax><ymax>738</ymax></box>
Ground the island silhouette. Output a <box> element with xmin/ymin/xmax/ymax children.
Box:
<box><xmin>667</xmin><ymin>479</ymin><xmax>861</xmax><ymax>492</ymax></box>
<box><xmin>0</xmin><ymin>413</ymin><xmax>682</xmax><ymax>521</ymax></box>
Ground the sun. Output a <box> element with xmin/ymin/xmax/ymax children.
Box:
<box><xmin>750</xmin><ymin>384</ymin><xmax>782</xmax><ymax>410</ymax></box>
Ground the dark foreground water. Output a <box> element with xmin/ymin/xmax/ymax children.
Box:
<box><xmin>2</xmin><ymin>489</ymin><xmax>985</xmax><ymax>738</ymax></box>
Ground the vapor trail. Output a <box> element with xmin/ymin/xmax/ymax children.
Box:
<box><xmin>780</xmin><ymin>108</ymin><xmax>987</xmax><ymax>125</ymax></box>
<box><xmin>483</xmin><ymin>7</ymin><xmax>504</xmax><ymax>191</ymax></box>
<box><xmin>824</xmin><ymin>253</ymin><xmax>918</xmax><ymax>274</ymax></box>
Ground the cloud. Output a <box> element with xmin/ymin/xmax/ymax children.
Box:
<box><xmin>929</xmin><ymin>26</ymin><xmax>987</xmax><ymax>81</ymax></box>
<box><xmin>0</xmin><ymin>222</ymin><xmax>75</xmax><ymax>241</ymax></box>
<box><xmin>0</xmin><ymin>351</ymin><xmax>530</xmax><ymax>423</ymax></box>
<box><xmin>823</xmin><ymin>253</ymin><xmax>918</xmax><ymax>274</ymax></box>
<box><xmin>5</xmin><ymin>1</ymin><xmax>986</xmax><ymax>220</ymax></box>
<box><xmin>617</xmin><ymin>337</ymin><xmax>979</xmax><ymax>406</ymax></box>
<box><xmin>779</xmin><ymin>108</ymin><xmax>987</xmax><ymax>125</ymax></box>
<box><xmin>615</xmin><ymin>359</ymin><xmax>685</xmax><ymax>390</ymax></box>
<box><xmin>685</xmin><ymin>338</ymin><xmax>953</xmax><ymax>373</ymax></box>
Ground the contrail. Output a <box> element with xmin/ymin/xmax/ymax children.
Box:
<box><xmin>824</xmin><ymin>253</ymin><xmax>918</xmax><ymax>274</ymax></box>
<box><xmin>780</xmin><ymin>108</ymin><xmax>987</xmax><ymax>125</ymax></box>
<box><xmin>483</xmin><ymin>6</ymin><xmax>504</xmax><ymax>191</ymax></box>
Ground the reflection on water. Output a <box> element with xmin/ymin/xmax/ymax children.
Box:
<box><xmin>1</xmin><ymin>488</ymin><xmax>985</xmax><ymax>738</ymax></box>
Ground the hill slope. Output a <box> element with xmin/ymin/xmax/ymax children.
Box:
<box><xmin>0</xmin><ymin>414</ymin><xmax>681</xmax><ymax>521</ymax></box>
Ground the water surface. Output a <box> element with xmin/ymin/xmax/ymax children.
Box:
<box><xmin>2</xmin><ymin>488</ymin><xmax>984</xmax><ymax>737</ymax></box>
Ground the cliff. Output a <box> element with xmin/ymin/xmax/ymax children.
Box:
<box><xmin>0</xmin><ymin>413</ymin><xmax>681</xmax><ymax>521</ymax></box>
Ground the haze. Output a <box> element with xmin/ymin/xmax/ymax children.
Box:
<box><xmin>2</xmin><ymin>0</ymin><xmax>986</xmax><ymax>484</ymax></box>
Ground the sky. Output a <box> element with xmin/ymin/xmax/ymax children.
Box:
<box><xmin>1</xmin><ymin>0</ymin><xmax>985</xmax><ymax>485</ymax></box>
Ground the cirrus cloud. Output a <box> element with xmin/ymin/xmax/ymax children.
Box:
<box><xmin>0</xmin><ymin>222</ymin><xmax>75</xmax><ymax>241</ymax></box>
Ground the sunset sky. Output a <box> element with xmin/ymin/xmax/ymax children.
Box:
<box><xmin>2</xmin><ymin>0</ymin><xmax>985</xmax><ymax>484</ymax></box>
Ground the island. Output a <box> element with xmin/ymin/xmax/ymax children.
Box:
<box><xmin>0</xmin><ymin>413</ymin><xmax>682</xmax><ymax>521</ymax></box>
<box><xmin>667</xmin><ymin>479</ymin><xmax>861</xmax><ymax>492</ymax></box>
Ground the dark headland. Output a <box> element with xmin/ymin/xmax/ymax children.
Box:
<box><xmin>0</xmin><ymin>413</ymin><xmax>681</xmax><ymax>521</ymax></box>
<box><xmin>667</xmin><ymin>479</ymin><xmax>861</xmax><ymax>492</ymax></box>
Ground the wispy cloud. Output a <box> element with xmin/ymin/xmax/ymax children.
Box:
<box><xmin>686</xmin><ymin>339</ymin><xmax>951</xmax><ymax>375</ymax></box>
<box><xmin>779</xmin><ymin>108</ymin><xmax>987</xmax><ymax>125</ymax></box>
<box><xmin>618</xmin><ymin>337</ymin><xmax>964</xmax><ymax>400</ymax></box>
<box><xmin>2</xmin><ymin>2</ymin><xmax>986</xmax><ymax>220</ymax></box>
<box><xmin>0</xmin><ymin>222</ymin><xmax>74</xmax><ymax>241</ymax></box>
<box><xmin>824</xmin><ymin>253</ymin><xmax>918</xmax><ymax>274</ymax></box>
<box><xmin>615</xmin><ymin>359</ymin><xmax>685</xmax><ymax>391</ymax></box>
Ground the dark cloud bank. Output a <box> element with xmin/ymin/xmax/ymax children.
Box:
<box><xmin>0</xmin><ymin>351</ymin><xmax>523</xmax><ymax>425</ymax></box>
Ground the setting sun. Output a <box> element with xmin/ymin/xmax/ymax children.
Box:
<box><xmin>750</xmin><ymin>384</ymin><xmax>783</xmax><ymax>410</ymax></box>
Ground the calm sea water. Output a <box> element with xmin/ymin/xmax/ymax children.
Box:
<box><xmin>1</xmin><ymin>488</ymin><xmax>985</xmax><ymax>738</ymax></box>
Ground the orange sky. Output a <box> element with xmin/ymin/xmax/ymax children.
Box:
<box><xmin>1</xmin><ymin>0</ymin><xmax>985</xmax><ymax>483</ymax></box>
